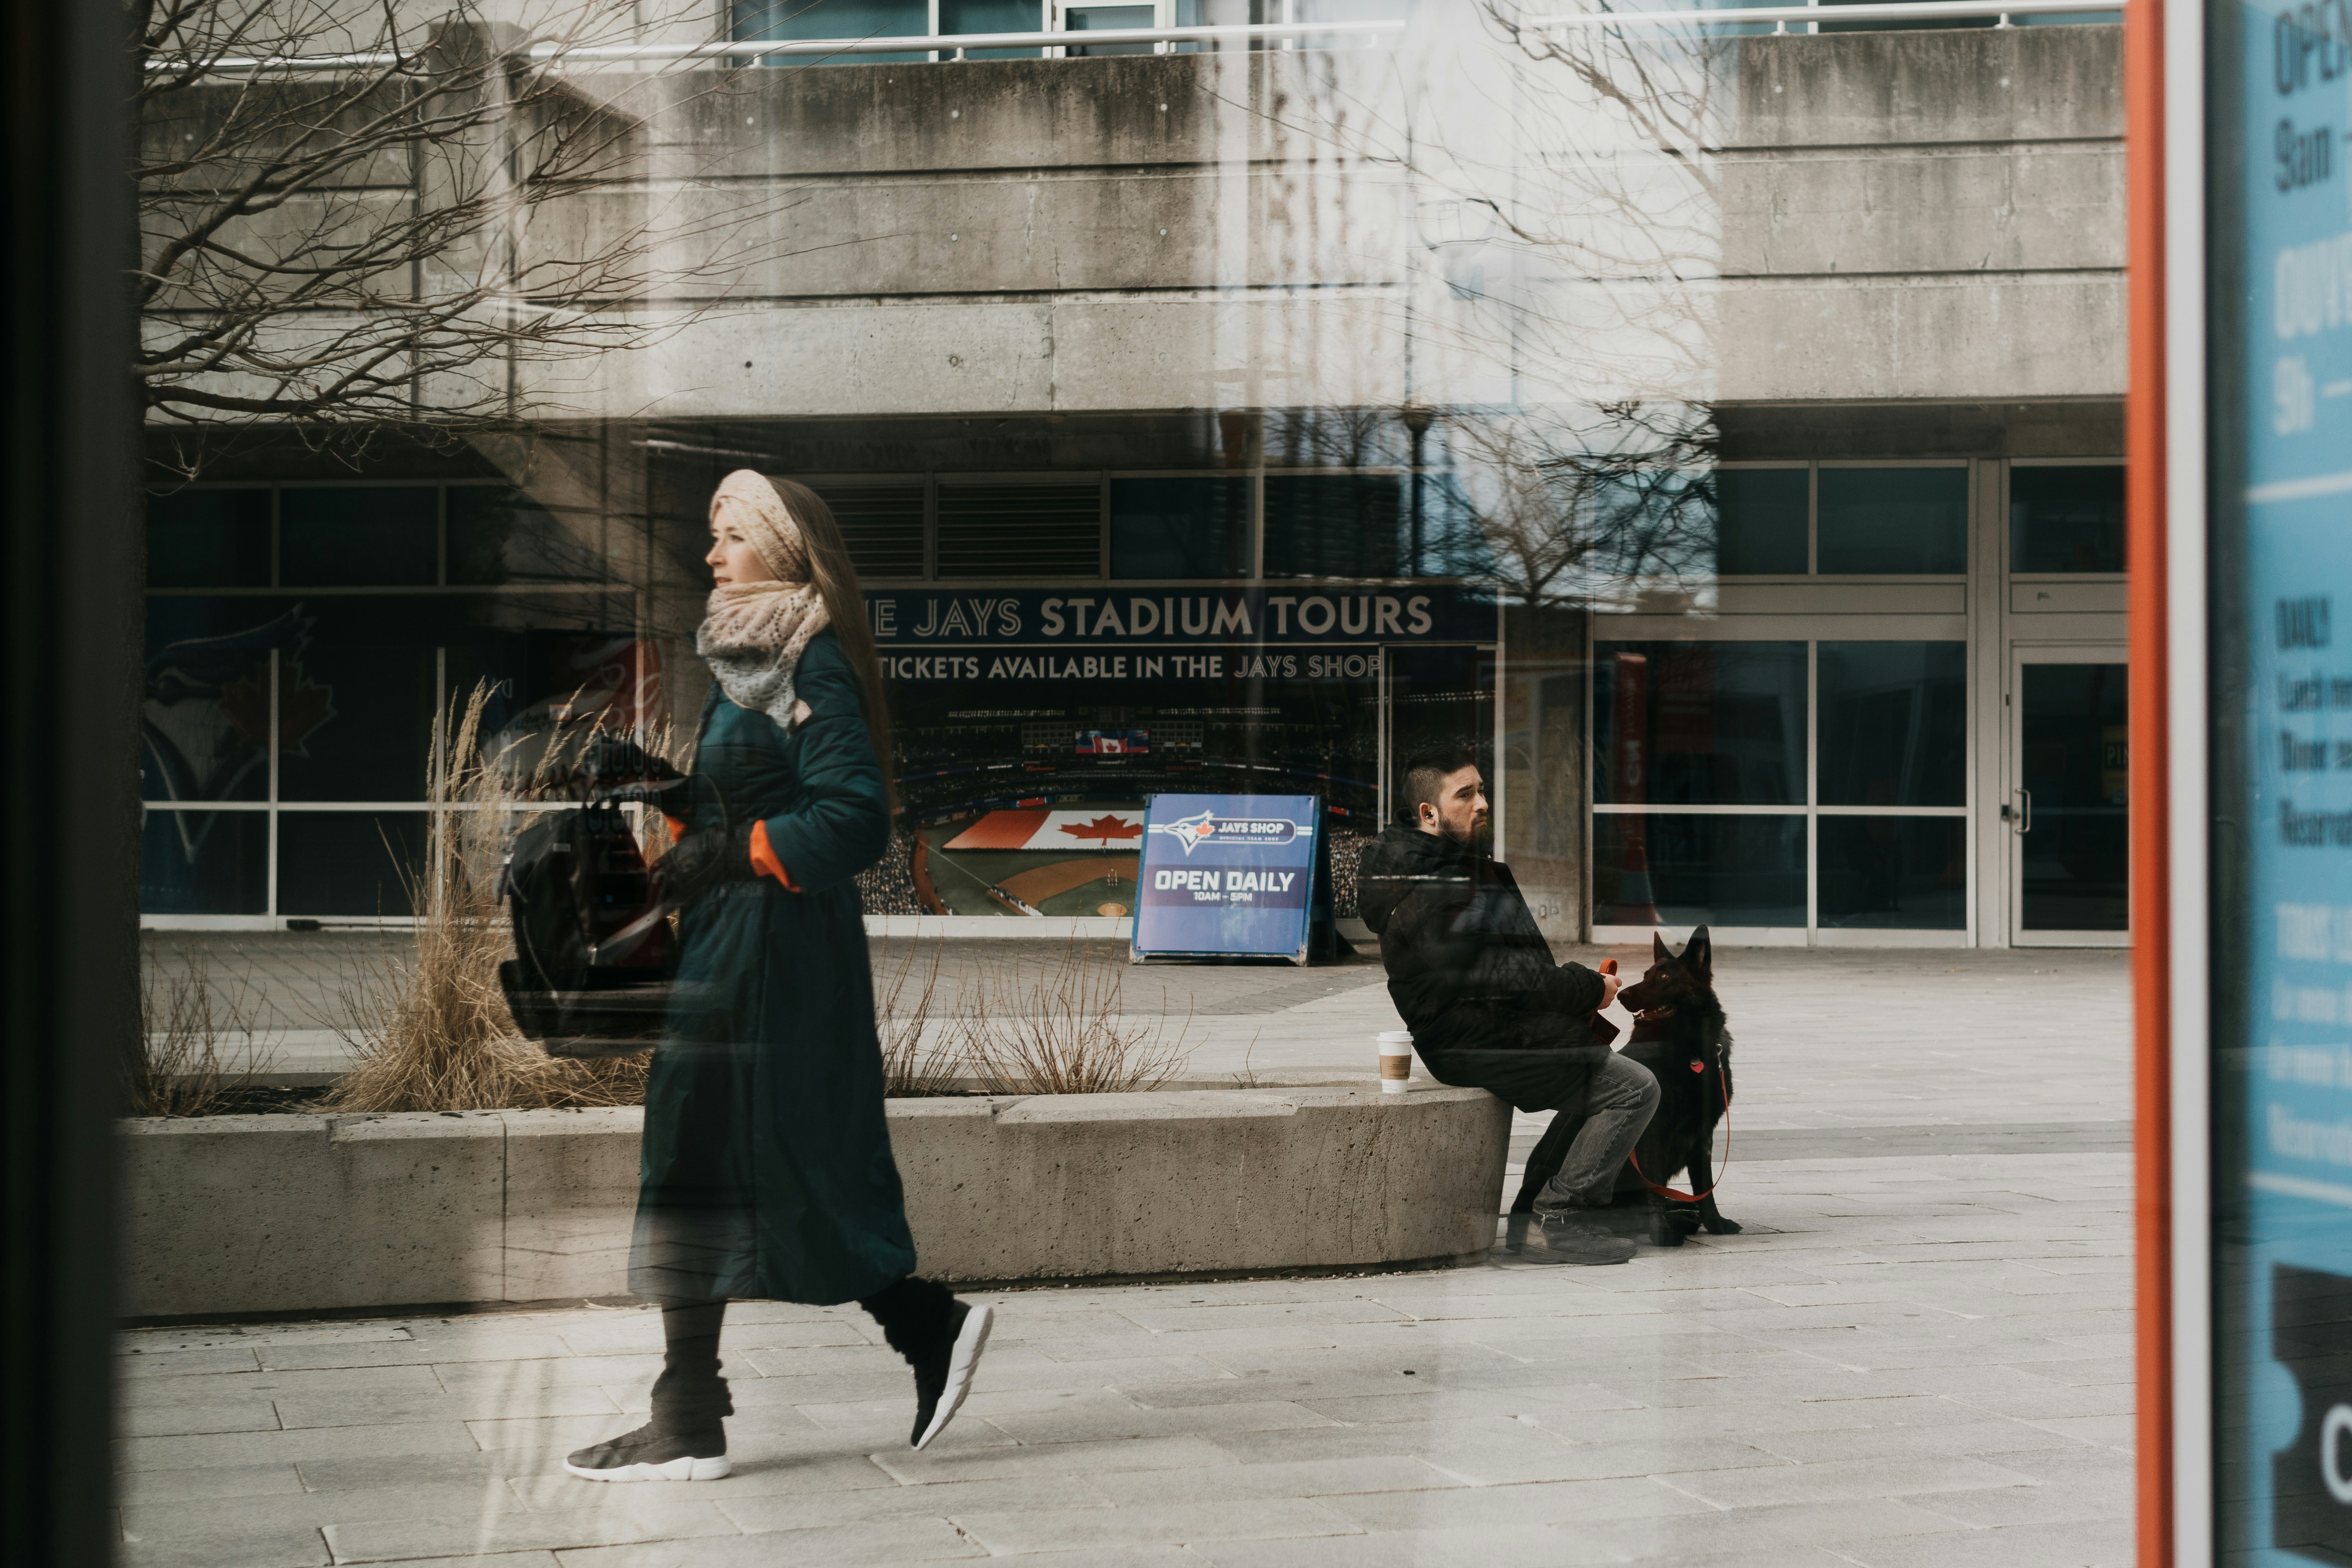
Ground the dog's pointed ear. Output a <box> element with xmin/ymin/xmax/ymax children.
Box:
<box><xmin>1683</xmin><ymin>925</ymin><xmax>1712</xmax><ymax>981</ymax></box>
<box><xmin>1651</xmin><ymin>931</ymin><xmax>1671</xmax><ymax>966</ymax></box>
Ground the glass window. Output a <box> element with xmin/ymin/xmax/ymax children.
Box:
<box><xmin>2019</xmin><ymin>662</ymin><xmax>2128</xmax><ymax>931</ymax></box>
<box><xmin>941</xmin><ymin>0</ymin><xmax>1045</xmax><ymax>58</ymax></box>
<box><xmin>1817</xmin><ymin>816</ymin><xmax>1966</xmax><ymax>929</ymax></box>
<box><xmin>448</xmin><ymin>489</ymin><xmax>607</xmax><ymax>586</ymax></box>
<box><xmin>1712</xmin><ymin>468</ymin><xmax>1808</xmax><ymax>575</ymax></box>
<box><xmin>936</xmin><ymin>481</ymin><xmax>1099</xmax><ymax>577</ymax></box>
<box><xmin>1063</xmin><ymin>3</ymin><xmax>1154</xmax><ymax>54</ymax></box>
<box><xmin>139</xmin><ymin>809</ymin><xmax>268</xmax><ymax>915</ymax></box>
<box><xmin>1110</xmin><ymin>477</ymin><xmax>1249</xmax><ymax>579</ymax></box>
<box><xmin>815</xmin><ymin>484</ymin><xmax>927</xmax><ymax>580</ymax></box>
<box><xmin>275</xmin><ymin>811</ymin><xmax>425</xmax><ymax>916</ymax></box>
<box><xmin>1817</xmin><ymin>467</ymin><xmax>1969</xmax><ymax>574</ymax></box>
<box><xmin>735</xmin><ymin>0</ymin><xmax>930</xmax><ymax>61</ymax></box>
<box><xmin>1264</xmin><ymin>474</ymin><xmax>1403</xmax><ymax>579</ymax></box>
<box><xmin>146</xmin><ymin>488</ymin><xmax>271</xmax><ymax>588</ymax></box>
<box><xmin>1818</xmin><ymin>641</ymin><xmax>1967</xmax><ymax>807</ymax></box>
<box><xmin>1594</xmin><ymin>642</ymin><xmax>1806</xmax><ymax>806</ymax></box>
<box><xmin>1595</xmin><ymin>814</ymin><xmax>1805</xmax><ymax>928</ymax></box>
<box><xmin>280</xmin><ymin>486</ymin><xmax>437</xmax><ymax>587</ymax></box>
<box><xmin>2010</xmin><ymin>464</ymin><xmax>2125</xmax><ymax>573</ymax></box>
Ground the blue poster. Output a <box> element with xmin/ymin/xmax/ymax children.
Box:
<box><xmin>2215</xmin><ymin>1</ymin><xmax>2352</xmax><ymax>1559</ymax></box>
<box><xmin>1131</xmin><ymin>794</ymin><xmax>1319</xmax><ymax>962</ymax></box>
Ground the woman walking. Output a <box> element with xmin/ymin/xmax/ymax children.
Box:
<box><xmin>566</xmin><ymin>470</ymin><xmax>992</xmax><ymax>1483</ymax></box>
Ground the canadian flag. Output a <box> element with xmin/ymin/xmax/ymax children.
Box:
<box><xmin>946</xmin><ymin>809</ymin><xmax>1145</xmax><ymax>850</ymax></box>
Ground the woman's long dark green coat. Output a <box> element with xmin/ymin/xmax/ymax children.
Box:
<box><xmin>627</xmin><ymin>628</ymin><xmax>918</xmax><ymax>1306</ymax></box>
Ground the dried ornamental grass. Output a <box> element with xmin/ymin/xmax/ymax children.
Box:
<box><xmin>955</xmin><ymin>937</ymin><xmax>1194</xmax><ymax>1095</ymax></box>
<box><xmin>130</xmin><ymin>951</ymin><xmax>280</xmax><ymax>1117</ymax></box>
<box><xmin>320</xmin><ymin>682</ymin><xmax>652</xmax><ymax>1113</ymax></box>
<box><xmin>876</xmin><ymin>939</ymin><xmax>965</xmax><ymax>1098</ymax></box>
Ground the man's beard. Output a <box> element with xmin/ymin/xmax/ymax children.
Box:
<box><xmin>1439</xmin><ymin>815</ymin><xmax>1493</xmax><ymax>852</ymax></box>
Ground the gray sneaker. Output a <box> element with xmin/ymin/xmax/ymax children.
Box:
<box><xmin>1536</xmin><ymin>1210</ymin><xmax>1637</xmax><ymax>1265</ymax></box>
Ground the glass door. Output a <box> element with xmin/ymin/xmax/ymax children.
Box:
<box><xmin>2007</xmin><ymin>645</ymin><xmax>2129</xmax><ymax>946</ymax></box>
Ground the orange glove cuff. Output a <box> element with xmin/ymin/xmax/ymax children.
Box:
<box><xmin>666</xmin><ymin>814</ymin><xmax>687</xmax><ymax>843</ymax></box>
<box><xmin>748</xmin><ymin>820</ymin><xmax>799</xmax><ymax>891</ymax></box>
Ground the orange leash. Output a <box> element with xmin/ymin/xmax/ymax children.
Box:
<box><xmin>1630</xmin><ymin>1061</ymin><xmax>1733</xmax><ymax>1203</ymax></box>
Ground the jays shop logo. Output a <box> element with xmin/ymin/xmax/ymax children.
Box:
<box><xmin>1150</xmin><ymin>809</ymin><xmax>1302</xmax><ymax>856</ymax></box>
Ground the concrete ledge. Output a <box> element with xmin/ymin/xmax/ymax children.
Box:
<box><xmin>117</xmin><ymin>1082</ymin><xmax>1509</xmax><ymax>1318</ymax></box>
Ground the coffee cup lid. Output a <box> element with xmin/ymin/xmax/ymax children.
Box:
<box><xmin>1376</xmin><ymin>1031</ymin><xmax>1414</xmax><ymax>1044</ymax></box>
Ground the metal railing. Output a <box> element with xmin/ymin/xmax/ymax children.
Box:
<box><xmin>159</xmin><ymin>2</ymin><xmax>2124</xmax><ymax>73</ymax></box>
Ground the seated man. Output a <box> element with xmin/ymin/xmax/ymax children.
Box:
<box><xmin>1357</xmin><ymin>743</ymin><xmax>1658</xmax><ymax>1264</ymax></box>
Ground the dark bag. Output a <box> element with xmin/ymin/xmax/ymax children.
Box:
<box><xmin>497</xmin><ymin>801</ymin><xmax>680</xmax><ymax>1059</ymax></box>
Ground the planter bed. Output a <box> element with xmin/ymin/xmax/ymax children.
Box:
<box><xmin>118</xmin><ymin>1080</ymin><xmax>1510</xmax><ymax>1319</ymax></box>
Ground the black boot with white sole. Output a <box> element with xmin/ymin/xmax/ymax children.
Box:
<box><xmin>563</xmin><ymin>1421</ymin><xmax>730</xmax><ymax>1483</ymax></box>
<box><xmin>566</xmin><ymin>1344</ymin><xmax>733</xmax><ymax>1483</ymax></box>
<box><xmin>909</xmin><ymin>1300</ymin><xmax>995</xmax><ymax>1451</ymax></box>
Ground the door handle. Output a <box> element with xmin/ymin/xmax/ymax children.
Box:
<box><xmin>2015</xmin><ymin>788</ymin><xmax>2032</xmax><ymax>834</ymax></box>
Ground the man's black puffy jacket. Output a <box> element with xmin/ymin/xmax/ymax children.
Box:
<box><xmin>1357</xmin><ymin>821</ymin><xmax>1615</xmax><ymax>1110</ymax></box>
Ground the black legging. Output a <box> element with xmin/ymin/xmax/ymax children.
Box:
<box><xmin>655</xmin><ymin>1276</ymin><xmax>957</xmax><ymax>1427</ymax></box>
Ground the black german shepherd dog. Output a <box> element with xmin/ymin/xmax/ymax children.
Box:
<box><xmin>1608</xmin><ymin>927</ymin><xmax>1740</xmax><ymax>1247</ymax></box>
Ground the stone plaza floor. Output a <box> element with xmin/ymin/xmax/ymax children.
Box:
<box><xmin>117</xmin><ymin>942</ymin><xmax>2135</xmax><ymax>1567</ymax></box>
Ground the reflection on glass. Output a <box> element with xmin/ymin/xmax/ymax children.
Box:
<box><xmin>142</xmin><ymin>596</ymin><xmax>290</xmax><ymax>804</ymax></box>
<box><xmin>140</xmin><ymin>809</ymin><xmax>268</xmax><ymax>915</ymax></box>
<box><xmin>1816</xmin><ymin>816</ymin><xmax>1965</xmax><ymax>929</ymax></box>
<box><xmin>447</xmin><ymin>488</ymin><xmax>607</xmax><ymax>586</ymax></box>
<box><xmin>2019</xmin><ymin>662</ymin><xmax>2128</xmax><ymax>931</ymax></box>
<box><xmin>815</xmin><ymin>485</ymin><xmax>927</xmax><ymax>581</ymax></box>
<box><xmin>1818</xmin><ymin>641</ymin><xmax>1966</xmax><ymax>807</ymax></box>
<box><xmin>280</xmin><ymin>486</ymin><xmax>437</xmax><ymax>587</ymax></box>
<box><xmin>1594</xmin><ymin>642</ymin><xmax>1805</xmax><ymax>806</ymax></box>
<box><xmin>2010</xmin><ymin>464</ymin><xmax>2125</xmax><ymax>573</ymax></box>
<box><xmin>1594</xmin><ymin>813</ymin><xmax>1805</xmax><ymax>928</ymax></box>
<box><xmin>276</xmin><ymin>811</ymin><xmax>425</xmax><ymax>916</ymax></box>
<box><xmin>1818</xmin><ymin>468</ymin><xmax>1969</xmax><ymax>574</ymax></box>
<box><xmin>1110</xmin><ymin>478</ymin><xmax>1250</xmax><ymax>579</ymax></box>
<box><xmin>936</xmin><ymin>482</ymin><xmax>1100</xmax><ymax>577</ymax></box>
<box><xmin>1264</xmin><ymin>475</ymin><xmax>1405</xmax><ymax>579</ymax></box>
<box><xmin>147</xmin><ymin>488</ymin><xmax>271</xmax><ymax>588</ymax></box>
<box><xmin>1712</xmin><ymin>468</ymin><xmax>1808</xmax><ymax>575</ymax></box>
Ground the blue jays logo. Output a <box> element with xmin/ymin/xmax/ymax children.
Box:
<box><xmin>1149</xmin><ymin>809</ymin><xmax>1300</xmax><ymax>856</ymax></box>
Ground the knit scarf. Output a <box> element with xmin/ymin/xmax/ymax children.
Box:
<box><xmin>697</xmin><ymin>580</ymin><xmax>830</xmax><ymax>732</ymax></box>
<box><xmin>696</xmin><ymin>470</ymin><xmax>831</xmax><ymax>732</ymax></box>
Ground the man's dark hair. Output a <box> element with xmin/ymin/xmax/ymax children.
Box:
<box><xmin>1400</xmin><ymin>742</ymin><xmax>1482</xmax><ymax>821</ymax></box>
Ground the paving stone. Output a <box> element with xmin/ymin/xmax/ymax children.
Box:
<box><xmin>982</xmin><ymin>1397</ymin><xmax>1338</xmax><ymax>1445</ymax></box>
<box><xmin>1316</xmin><ymin>1474</ymin><xmax>1719</xmax><ymax>1530</ymax></box>
<box><xmin>552</xmin><ymin>1516</ymin><xmax>979</xmax><ymax>1565</ymax></box>
<box><xmin>1833</xmin><ymin>1516</ymin><xmax>2137</xmax><ymax>1567</ymax></box>
<box><xmin>114</xmin><ymin>1394</ymin><xmax>282</xmax><ymax>1439</ymax></box>
<box><xmin>122</xmin><ymin>1483</ymin><xmax>509</xmax><ymax>1542</ymax></box>
<box><xmin>956</xmin><ymin>1497</ymin><xmax>1358</xmax><ymax>1552</ymax></box>
<box><xmin>116</xmin><ymin>1461</ymin><xmax>306</xmax><ymax>1503</ymax></box>
<box><xmin>115</xmin><ymin>1421</ymin><xmax>482</xmax><ymax>1473</ymax></box>
<box><xmin>1578</xmin><ymin>1496</ymin><xmax>1975</xmax><ymax>1558</ymax></box>
<box><xmin>115</xmin><ymin>1349</ymin><xmax>265</xmax><ymax>1380</ymax></box>
<box><xmin>117</xmin><ymin>1525</ymin><xmax>332</xmax><ymax>1568</ymax></box>
<box><xmin>1745</xmin><ymin>1416</ymin><xmax>2092</xmax><ymax>1463</ymax></box>
<box><xmin>716</xmin><ymin>1474</ymin><xmax>1119</xmax><ymax>1532</ymax></box>
<box><xmin>1667</xmin><ymin>1453</ymin><xmax>2041</xmax><ymax>1508</ymax></box>
<box><xmin>322</xmin><ymin>1500</ymin><xmax>739</xmax><ymax>1562</ymax></box>
<box><xmin>1904</xmin><ymin>1476</ymin><xmax>2133</xmax><ymax>1527</ymax></box>
<box><xmin>870</xmin><ymin>1435</ymin><xmax>1240</xmax><ymax>1486</ymax></box>
<box><xmin>1188</xmin><ymin>1520</ymin><xmax>1623</xmax><ymax>1567</ymax></box>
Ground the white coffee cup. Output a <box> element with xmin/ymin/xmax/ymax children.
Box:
<box><xmin>1377</xmin><ymin>1030</ymin><xmax>1414</xmax><ymax>1094</ymax></box>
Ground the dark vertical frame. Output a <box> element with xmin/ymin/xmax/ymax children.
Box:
<box><xmin>2</xmin><ymin>0</ymin><xmax>136</xmax><ymax>1562</ymax></box>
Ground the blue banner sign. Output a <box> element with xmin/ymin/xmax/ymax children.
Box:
<box><xmin>1132</xmin><ymin>793</ymin><xmax>1319</xmax><ymax>962</ymax></box>
<box><xmin>863</xmin><ymin>586</ymin><xmax>1495</xmax><ymax>683</ymax></box>
<box><xmin>2215</xmin><ymin>0</ymin><xmax>2352</xmax><ymax>1558</ymax></box>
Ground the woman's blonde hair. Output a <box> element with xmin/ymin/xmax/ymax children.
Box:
<box><xmin>763</xmin><ymin>475</ymin><xmax>897</xmax><ymax>811</ymax></box>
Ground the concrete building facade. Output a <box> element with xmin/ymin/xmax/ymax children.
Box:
<box><xmin>138</xmin><ymin>5</ymin><xmax>2129</xmax><ymax>947</ymax></box>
